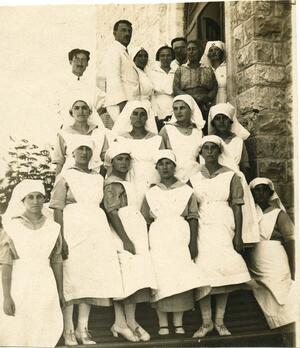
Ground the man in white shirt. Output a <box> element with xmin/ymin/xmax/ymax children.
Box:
<box><xmin>104</xmin><ymin>20</ymin><xmax>140</xmax><ymax>122</ymax></box>
<box><xmin>170</xmin><ymin>37</ymin><xmax>187</xmax><ymax>71</ymax></box>
<box><xmin>56</xmin><ymin>48</ymin><xmax>105</xmax><ymax>128</ymax></box>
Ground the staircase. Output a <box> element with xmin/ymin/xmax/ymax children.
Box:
<box><xmin>57</xmin><ymin>290</ymin><xmax>295</xmax><ymax>347</ymax></box>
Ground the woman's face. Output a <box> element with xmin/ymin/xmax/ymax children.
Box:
<box><xmin>207</xmin><ymin>46</ymin><xmax>224</xmax><ymax>64</ymax></box>
<box><xmin>156</xmin><ymin>158</ymin><xmax>176</xmax><ymax>179</ymax></box>
<box><xmin>251</xmin><ymin>184</ymin><xmax>273</xmax><ymax>205</ymax></box>
<box><xmin>212</xmin><ymin>114</ymin><xmax>232</xmax><ymax>133</ymax></box>
<box><xmin>187</xmin><ymin>43</ymin><xmax>201</xmax><ymax>63</ymax></box>
<box><xmin>112</xmin><ymin>154</ymin><xmax>131</xmax><ymax>174</ymax></box>
<box><xmin>173</xmin><ymin>100</ymin><xmax>192</xmax><ymax>124</ymax></box>
<box><xmin>71</xmin><ymin>101</ymin><xmax>91</xmax><ymax>123</ymax></box>
<box><xmin>159</xmin><ymin>48</ymin><xmax>173</xmax><ymax>68</ymax></box>
<box><xmin>200</xmin><ymin>142</ymin><xmax>221</xmax><ymax>162</ymax></box>
<box><xmin>134</xmin><ymin>50</ymin><xmax>148</xmax><ymax>70</ymax></box>
<box><xmin>23</xmin><ymin>192</ymin><xmax>45</xmax><ymax>215</ymax></box>
<box><xmin>73</xmin><ymin>146</ymin><xmax>93</xmax><ymax>165</ymax></box>
<box><xmin>130</xmin><ymin>107</ymin><xmax>148</xmax><ymax>128</ymax></box>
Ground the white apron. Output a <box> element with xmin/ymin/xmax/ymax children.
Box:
<box><xmin>62</xmin><ymin>169</ymin><xmax>123</xmax><ymax>301</ymax></box>
<box><xmin>146</xmin><ymin>185</ymin><xmax>209</xmax><ymax>302</ymax></box>
<box><xmin>249</xmin><ymin>208</ymin><xmax>296</xmax><ymax>328</ymax></box>
<box><xmin>0</xmin><ymin>219</ymin><xmax>63</xmax><ymax>347</ymax></box>
<box><xmin>199</xmin><ymin>137</ymin><xmax>260</xmax><ymax>244</ymax></box>
<box><xmin>117</xmin><ymin>135</ymin><xmax>161</xmax><ymax>208</ymax></box>
<box><xmin>166</xmin><ymin>125</ymin><xmax>202</xmax><ymax>183</ymax></box>
<box><xmin>214</xmin><ymin>63</ymin><xmax>227</xmax><ymax>104</ymax></box>
<box><xmin>109</xmin><ymin>180</ymin><xmax>157</xmax><ymax>298</ymax></box>
<box><xmin>60</xmin><ymin>128</ymin><xmax>105</xmax><ymax>172</ymax></box>
<box><xmin>190</xmin><ymin>171</ymin><xmax>251</xmax><ymax>287</ymax></box>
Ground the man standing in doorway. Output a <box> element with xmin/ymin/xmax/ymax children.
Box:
<box><xmin>104</xmin><ymin>20</ymin><xmax>140</xmax><ymax>122</ymax></box>
<box><xmin>170</xmin><ymin>37</ymin><xmax>187</xmax><ymax>71</ymax></box>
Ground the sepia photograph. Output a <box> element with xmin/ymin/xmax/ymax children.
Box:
<box><xmin>0</xmin><ymin>0</ymin><xmax>297</xmax><ymax>347</ymax></box>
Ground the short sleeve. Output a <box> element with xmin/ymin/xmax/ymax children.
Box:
<box><xmin>52</xmin><ymin>133</ymin><xmax>66</xmax><ymax>165</ymax></box>
<box><xmin>140</xmin><ymin>197</ymin><xmax>154</xmax><ymax>225</ymax></box>
<box><xmin>276</xmin><ymin>211</ymin><xmax>294</xmax><ymax>242</ymax></box>
<box><xmin>228</xmin><ymin>173</ymin><xmax>244</xmax><ymax>206</ymax></box>
<box><xmin>103</xmin><ymin>183</ymin><xmax>126</xmax><ymax>213</ymax></box>
<box><xmin>49</xmin><ymin>175</ymin><xmax>68</xmax><ymax>210</ymax></box>
<box><xmin>159</xmin><ymin>126</ymin><xmax>172</xmax><ymax>149</ymax></box>
<box><xmin>100</xmin><ymin>136</ymin><xmax>109</xmax><ymax>161</ymax></box>
<box><xmin>0</xmin><ymin>229</ymin><xmax>19</xmax><ymax>266</ymax></box>
<box><xmin>49</xmin><ymin>234</ymin><xmax>63</xmax><ymax>264</ymax></box>
<box><xmin>185</xmin><ymin>193</ymin><xmax>199</xmax><ymax>220</ymax></box>
<box><xmin>240</xmin><ymin>142</ymin><xmax>250</xmax><ymax>169</ymax></box>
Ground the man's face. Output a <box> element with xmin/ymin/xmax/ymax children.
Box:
<box><xmin>172</xmin><ymin>40</ymin><xmax>187</xmax><ymax>63</ymax></box>
<box><xmin>114</xmin><ymin>23</ymin><xmax>132</xmax><ymax>47</ymax></box>
<box><xmin>70</xmin><ymin>52</ymin><xmax>88</xmax><ymax>77</ymax></box>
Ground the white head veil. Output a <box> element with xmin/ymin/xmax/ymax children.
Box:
<box><xmin>200</xmin><ymin>41</ymin><xmax>226</xmax><ymax>67</ymax></box>
<box><xmin>208</xmin><ymin>102</ymin><xmax>250</xmax><ymax>140</ymax></box>
<box><xmin>129</xmin><ymin>46</ymin><xmax>148</xmax><ymax>62</ymax></box>
<box><xmin>153</xmin><ymin>149</ymin><xmax>176</xmax><ymax>166</ymax></box>
<box><xmin>2</xmin><ymin>180</ymin><xmax>46</xmax><ymax>225</ymax></box>
<box><xmin>170</xmin><ymin>95</ymin><xmax>205</xmax><ymax>131</ymax></box>
<box><xmin>63</xmin><ymin>94</ymin><xmax>106</xmax><ymax>131</ymax></box>
<box><xmin>249</xmin><ymin>177</ymin><xmax>286</xmax><ymax>212</ymax></box>
<box><xmin>104</xmin><ymin>142</ymin><xmax>132</xmax><ymax>174</ymax></box>
<box><xmin>112</xmin><ymin>100</ymin><xmax>158</xmax><ymax>136</ymax></box>
<box><xmin>199</xmin><ymin>135</ymin><xmax>238</xmax><ymax>171</ymax></box>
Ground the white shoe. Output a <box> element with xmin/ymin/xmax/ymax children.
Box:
<box><xmin>193</xmin><ymin>322</ymin><xmax>214</xmax><ymax>338</ymax></box>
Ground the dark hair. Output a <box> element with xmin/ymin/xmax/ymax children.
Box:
<box><xmin>187</xmin><ymin>40</ymin><xmax>204</xmax><ymax>51</ymax></box>
<box><xmin>155</xmin><ymin>45</ymin><xmax>175</xmax><ymax>61</ymax></box>
<box><xmin>171</xmin><ymin>37</ymin><xmax>187</xmax><ymax>47</ymax></box>
<box><xmin>68</xmin><ymin>49</ymin><xmax>90</xmax><ymax>62</ymax></box>
<box><xmin>211</xmin><ymin>114</ymin><xmax>233</xmax><ymax>128</ymax></box>
<box><xmin>113</xmin><ymin>20</ymin><xmax>132</xmax><ymax>32</ymax></box>
<box><xmin>155</xmin><ymin>158</ymin><xmax>176</xmax><ymax>169</ymax></box>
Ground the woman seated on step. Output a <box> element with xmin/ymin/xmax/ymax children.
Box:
<box><xmin>248</xmin><ymin>178</ymin><xmax>295</xmax><ymax>329</ymax></box>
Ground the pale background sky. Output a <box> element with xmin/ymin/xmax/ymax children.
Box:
<box><xmin>0</xmin><ymin>5</ymin><xmax>97</xmax><ymax>161</ymax></box>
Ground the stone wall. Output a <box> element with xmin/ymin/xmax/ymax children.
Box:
<box><xmin>230</xmin><ymin>1</ymin><xmax>294</xmax><ymax>215</ymax></box>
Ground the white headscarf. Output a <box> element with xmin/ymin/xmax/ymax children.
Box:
<box><xmin>63</xmin><ymin>95</ymin><xmax>106</xmax><ymax>131</ymax></box>
<box><xmin>67</xmin><ymin>134</ymin><xmax>95</xmax><ymax>155</ymax></box>
<box><xmin>208</xmin><ymin>102</ymin><xmax>250</xmax><ymax>140</ymax></box>
<box><xmin>249</xmin><ymin>177</ymin><xmax>286</xmax><ymax>212</ymax></box>
<box><xmin>170</xmin><ymin>95</ymin><xmax>205</xmax><ymax>131</ymax></box>
<box><xmin>200</xmin><ymin>41</ymin><xmax>226</xmax><ymax>67</ymax></box>
<box><xmin>129</xmin><ymin>46</ymin><xmax>148</xmax><ymax>63</ymax></box>
<box><xmin>2</xmin><ymin>180</ymin><xmax>45</xmax><ymax>225</ymax></box>
<box><xmin>112</xmin><ymin>100</ymin><xmax>158</xmax><ymax>136</ymax></box>
<box><xmin>153</xmin><ymin>150</ymin><xmax>176</xmax><ymax>166</ymax></box>
<box><xmin>199</xmin><ymin>135</ymin><xmax>238</xmax><ymax>171</ymax></box>
<box><xmin>104</xmin><ymin>142</ymin><xmax>131</xmax><ymax>169</ymax></box>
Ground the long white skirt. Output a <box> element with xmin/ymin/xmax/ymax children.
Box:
<box><xmin>149</xmin><ymin>216</ymin><xmax>209</xmax><ymax>302</ymax></box>
<box><xmin>63</xmin><ymin>203</ymin><xmax>124</xmax><ymax>301</ymax></box>
<box><xmin>196</xmin><ymin>203</ymin><xmax>251</xmax><ymax>288</ymax></box>
<box><xmin>0</xmin><ymin>261</ymin><xmax>63</xmax><ymax>347</ymax></box>
<box><xmin>249</xmin><ymin>240</ymin><xmax>296</xmax><ymax>328</ymax></box>
<box><xmin>111</xmin><ymin>205</ymin><xmax>157</xmax><ymax>299</ymax></box>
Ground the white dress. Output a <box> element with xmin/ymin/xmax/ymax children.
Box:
<box><xmin>249</xmin><ymin>208</ymin><xmax>296</xmax><ymax>328</ymax></box>
<box><xmin>105</xmin><ymin>178</ymin><xmax>157</xmax><ymax>298</ymax></box>
<box><xmin>165</xmin><ymin>125</ymin><xmax>202</xmax><ymax>183</ymax></box>
<box><xmin>62</xmin><ymin>169</ymin><xmax>123</xmax><ymax>302</ymax></box>
<box><xmin>116</xmin><ymin>134</ymin><xmax>161</xmax><ymax>208</ymax></box>
<box><xmin>190</xmin><ymin>169</ymin><xmax>251</xmax><ymax>294</ymax></box>
<box><xmin>146</xmin><ymin>184</ymin><xmax>209</xmax><ymax>302</ymax></box>
<box><xmin>0</xmin><ymin>218</ymin><xmax>63</xmax><ymax>347</ymax></box>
